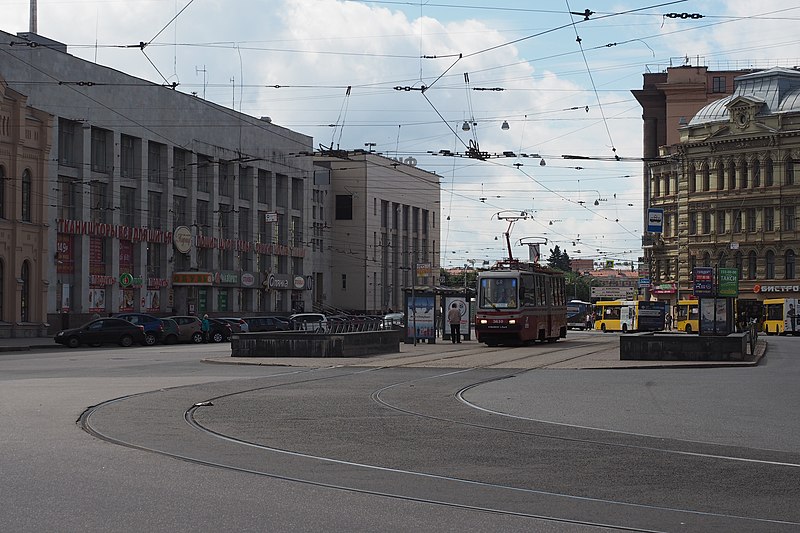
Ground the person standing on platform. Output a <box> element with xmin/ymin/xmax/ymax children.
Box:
<box><xmin>448</xmin><ymin>302</ymin><xmax>462</xmax><ymax>344</ymax></box>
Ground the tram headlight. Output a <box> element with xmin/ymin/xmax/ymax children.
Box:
<box><xmin>479</xmin><ymin>319</ymin><xmax>488</xmax><ymax>324</ymax></box>
<box><xmin>508</xmin><ymin>319</ymin><xmax>516</xmax><ymax>325</ymax></box>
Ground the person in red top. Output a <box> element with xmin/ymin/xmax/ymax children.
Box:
<box><xmin>448</xmin><ymin>302</ymin><xmax>462</xmax><ymax>344</ymax></box>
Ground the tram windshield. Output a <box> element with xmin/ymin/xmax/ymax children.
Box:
<box><xmin>479</xmin><ymin>277</ymin><xmax>518</xmax><ymax>309</ymax></box>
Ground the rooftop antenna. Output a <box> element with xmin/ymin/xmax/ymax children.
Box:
<box><xmin>195</xmin><ymin>65</ymin><xmax>207</xmax><ymax>99</ymax></box>
<box><xmin>30</xmin><ymin>0</ymin><xmax>38</xmax><ymax>33</ymax></box>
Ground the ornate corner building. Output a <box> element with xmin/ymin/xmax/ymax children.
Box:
<box><xmin>640</xmin><ymin>66</ymin><xmax>800</xmax><ymax>308</ymax></box>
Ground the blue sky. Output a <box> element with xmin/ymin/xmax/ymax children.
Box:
<box><xmin>5</xmin><ymin>0</ymin><xmax>800</xmax><ymax>268</ymax></box>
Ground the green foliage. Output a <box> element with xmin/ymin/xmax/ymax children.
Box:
<box><xmin>546</xmin><ymin>245</ymin><xmax>572</xmax><ymax>272</ymax></box>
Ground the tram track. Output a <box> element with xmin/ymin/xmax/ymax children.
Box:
<box><xmin>79</xmin><ymin>352</ymin><xmax>800</xmax><ymax>531</ymax></box>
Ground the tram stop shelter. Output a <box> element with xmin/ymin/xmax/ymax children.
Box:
<box><xmin>403</xmin><ymin>286</ymin><xmax>475</xmax><ymax>344</ymax></box>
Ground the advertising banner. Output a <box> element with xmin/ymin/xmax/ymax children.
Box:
<box><xmin>693</xmin><ymin>267</ymin><xmax>714</xmax><ymax>297</ymax></box>
<box><xmin>717</xmin><ymin>268</ymin><xmax>739</xmax><ymax>297</ymax></box>
<box><xmin>88</xmin><ymin>288</ymin><xmax>106</xmax><ymax>312</ymax></box>
<box><xmin>406</xmin><ymin>294</ymin><xmax>435</xmax><ymax>341</ymax></box>
<box><xmin>56</xmin><ymin>234</ymin><xmax>74</xmax><ymax>274</ymax></box>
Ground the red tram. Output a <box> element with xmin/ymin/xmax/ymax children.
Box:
<box><xmin>474</xmin><ymin>260</ymin><xmax>567</xmax><ymax>346</ymax></box>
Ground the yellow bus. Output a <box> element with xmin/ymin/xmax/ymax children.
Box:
<box><xmin>594</xmin><ymin>300</ymin><xmax>667</xmax><ymax>333</ymax></box>
<box><xmin>763</xmin><ymin>298</ymin><xmax>800</xmax><ymax>335</ymax></box>
<box><xmin>675</xmin><ymin>299</ymin><xmax>699</xmax><ymax>333</ymax></box>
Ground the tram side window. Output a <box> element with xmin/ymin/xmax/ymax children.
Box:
<box><xmin>521</xmin><ymin>274</ymin><xmax>536</xmax><ymax>306</ymax></box>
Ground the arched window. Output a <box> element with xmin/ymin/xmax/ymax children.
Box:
<box><xmin>765</xmin><ymin>157</ymin><xmax>774</xmax><ymax>186</ymax></box>
<box><xmin>752</xmin><ymin>158</ymin><xmax>761</xmax><ymax>188</ymax></box>
<box><xmin>786</xmin><ymin>157</ymin><xmax>795</xmax><ymax>186</ymax></box>
<box><xmin>766</xmin><ymin>250</ymin><xmax>776</xmax><ymax>279</ymax></box>
<box><xmin>718</xmin><ymin>251</ymin><xmax>728</xmax><ymax>268</ymax></box>
<box><xmin>728</xmin><ymin>160</ymin><xmax>736</xmax><ymax>190</ymax></box>
<box><xmin>739</xmin><ymin>159</ymin><xmax>748</xmax><ymax>189</ymax></box>
<box><xmin>20</xmin><ymin>260</ymin><xmax>30</xmax><ymax>322</ymax></box>
<box><xmin>748</xmin><ymin>251</ymin><xmax>758</xmax><ymax>280</ymax></box>
<box><xmin>688</xmin><ymin>163</ymin><xmax>697</xmax><ymax>193</ymax></box>
<box><xmin>703</xmin><ymin>252</ymin><xmax>711</xmax><ymax>267</ymax></box>
<box><xmin>787</xmin><ymin>250</ymin><xmax>797</xmax><ymax>279</ymax></box>
<box><xmin>735</xmin><ymin>251</ymin><xmax>744</xmax><ymax>280</ymax></box>
<box><xmin>716</xmin><ymin>159</ymin><xmax>725</xmax><ymax>190</ymax></box>
<box><xmin>701</xmin><ymin>162</ymin><xmax>710</xmax><ymax>191</ymax></box>
<box><xmin>21</xmin><ymin>169</ymin><xmax>32</xmax><ymax>222</ymax></box>
<box><xmin>0</xmin><ymin>165</ymin><xmax>5</xmax><ymax>219</ymax></box>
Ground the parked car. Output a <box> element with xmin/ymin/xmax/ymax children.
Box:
<box><xmin>244</xmin><ymin>316</ymin><xmax>289</xmax><ymax>333</ymax></box>
<box><xmin>381</xmin><ymin>312</ymin><xmax>405</xmax><ymax>329</ymax></box>
<box><xmin>219</xmin><ymin>317</ymin><xmax>249</xmax><ymax>333</ymax></box>
<box><xmin>160</xmin><ymin>318</ymin><xmax>180</xmax><ymax>345</ymax></box>
<box><xmin>114</xmin><ymin>313</ymin><xmax>166</xmax><ymax>346</ymax></box>
<box><xmin>289</xmin><ymin>313</ymin><xmax>328</xmax><ymax>332</ymax></box>
<box><xmin>207</xmin><ymin>318</ymin><xmax>233</xmax><ymax>343</ymax></box>
<box><xmin>55</xmin><ymin>318</ymin><xmax>146</xmax><ymax>348</ymax></box>
<box><xmin>167</xmin><ymin>315</ymin><xmax>204</xmax><ymax>343</ymax></box>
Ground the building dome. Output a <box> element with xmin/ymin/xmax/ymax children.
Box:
<box><xmin>689</xmin><ymin>67</ymin><xmax>800</xmax><ymax>126</ymax></box>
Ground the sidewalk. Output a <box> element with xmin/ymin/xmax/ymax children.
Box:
<box><xmin>0</xmin><ymin>336</ymin><xmax>57</xmax><ymax>352</ymax></box>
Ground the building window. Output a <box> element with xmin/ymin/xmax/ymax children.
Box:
<box><xmin>292</xmin><ymin>177</ymin><xmax>304</xmax><ymax>211</ymax></box>
<box><xmin>739</xmin><ymin>159</ymin><xmax>748</xmax><ymax>189</ymax></box>
<box><xmin>257</xmin><ymin>169</ymin><xmax>270</xmax><ymax>204</ymax></box>
<box><xmin>90</xmin><ymin>181</ymin><xmax>109</xmax><ymax>223</ymax></box>
<box><xmin>689</xmin><ymin>212</ymin><xmax>697</xmax><ymax>234</ymax></box>
<box><xmin>733</xmin><ymin>210</ymin><xmax>742</xmax><ymax>233</ymax></box>
<box><xmin>335</xmin><ymin>195</ymin><xmax>353</xmax><ymax>220</ymax></box>
<box><xmin>701</xmin><ymin>163</ymin><xmax>710</xmax><ymax>191</ymax></box>
<box><xmin>784</xmin><ymin>206</ymin><xmax>796</xmax><ymax>231</ymax></box>
<box><xmin>716</xmin><ymin>159</ymin><xmax>725</xmax><ymax>190</ymax></box>
<box><xmin>197</xmin><ymin>154</ymin><xmax>212</xmax><ymax>193</ymax></box>
<box><xmin>20</xmin><ymin>261</ymin><xmax>30</xmax><ymax>322</ymax></box>
<box><xmin>765</xmin><ymin>207</ymin><xmax>775</xmax><ymax>231</ymax></box>
<box><xmin>752</xmin><ymin>159</ymin><xmax>760</xmax><ymax>188</ymax></box>
<box><xmin>728</xmin><ymin>160</ymin><xmax>736</xmax><ymax>190</ymax></box>
<box><xmin>174</xmin><ymin>148</ymin><xmax>189</xmax><ymax>188</ymax></box>
<box><xmin>786</xmin><ymin>157</ymin><xmax>795</xmax><ymax>186</ymax></box>
<box><xmin>120</xmin><ymin>135</ymin><xmax>137</xmax><ymax>178</ymax></box>
<box><xmin>748</xmin><ymin>251</ymin><xmax>757</xmax><ymax>280</ymax></box>
<box><xmin>239</xmin><ymin>207</ymin><xmax>251</xmax><ymax>241</ymax></box>
<box><xmin>58</xmin><ymin>119</ymin><xmax>79</xmax><ymax>167</ymax></box>
<box><xmin>718</xmin><ymin>251</ymin><xmax>727</xmax><ymax>268</ymax></box>
<box><xmin>766</xmin><ymin>250</ymin><xmax>776</xmax><ymax>279</ymax></box>
<box><xmin>148</xmin><ymin>192</ymin><xmax>162</xmax><ymax>228</ymax></box>
<box><xmin>239</xmin><ymin>166</ymin><xmax>252</xmax><ymax>200</ymax></box>
<box><xmin>746</xmin><ymin>208</ymin><xmax>756</xmax><ymax>233</ymax></box>
<box><xmin>120</xmin><ymin>187</ymin><xmax>136</xmax><ymax>227</ymax></box>
<box><xmin>735</xmin><ymin>251</ymin><xmax>744</xmax><ymax>280</ymax></box>
<box><xmin>341</xmin><ymin>273</ymin><xmax>347</xmax><ymax>290</ymax></box>
<box><xmin>702</xmin><ymin>252</ymin><xmax>711</xmax><ymax>267</ymax></box>
<box><xmin>173</xmin><ymin>195</ymin><xmax>187</xmax><ymax>227</ymax></box>
<box><xmin>21</xmin><ymin>169</ymin><xmax>32</xmax><ymax>222</ymax></box>
<box><xmin>712</xmin><ymin>76</ymin><xmax>726</xmax><ymax>93</ymax></box>
<box><xmin>219</xmin><ymin>161</ymin><xmax>233</xmax><ymax>197</ymax></box>
<box><xmin>716</xmin><ymin>211</ymin><xmax>726</xmax><ymax>234</ymax></box>
<box><xmin>786</xmin><ymin>250</ymin><xmax>796</xmax><ymax>279</ymax></box>
<box><xmin>687</xmin><ymin>163</ymin><xmax>696</xmax><ymax>193</ymax></box>
<box><xmin>91</xmin><ymin>127</ymin><xmax>110</xmax><ymax>173</ymax></box>
<box><xmin>0</xmin><ymin>165</ymin><xmax>5</xmax><ymax>219</ymax></box>
<box><xmin>765</xmin><ymin>157</ymin><xmax>774</xmax><ymax>186</ymax></box>
<box><xmin>702</xmin><ymin>211</ymin><xmax>711</xmax><ymax>234</ymax></box>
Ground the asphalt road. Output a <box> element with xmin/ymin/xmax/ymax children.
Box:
<box><xmin>1</xmin><ymin>332</ymin><xmax>797</xmax><ymax>532</ymax></box>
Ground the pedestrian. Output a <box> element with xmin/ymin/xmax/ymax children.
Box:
<box><xmin>201</xmin><ymin>314</ymin><xmax>210</xmax><ymax>343</ymax></box>
<box><xmin>585</xmin><ymin>313</ymin><xmax>592</xmax><ymax>330</ymax></box>
<box><xmin>787</xmin><ymin>303</ymin><xmax>797</xmax><ymax>334</ymax></box>
<box><xmin>665</xmin><ymin>312</ymin><xmax>672</xmax><ymax>331</ymax></box>
<box><xmin>448</xmin><ymin>302</ymin><xmax>462</xmax><ymax>344</ymax></box>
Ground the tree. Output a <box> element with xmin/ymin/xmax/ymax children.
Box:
<box><xmin>546</xmin><ymin>245</ymin><xmax>572</xmax><ymax>272</ymax></box>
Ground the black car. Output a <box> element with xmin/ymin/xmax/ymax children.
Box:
<box><xmin>207</xmin><ymin>318</ymin><xmax>233</xmax><ymax>343</ymax></box>
<box><xmin>244</xmin><ymin>316</ymin><xmax>289</xmax><ymax>333</ymax></box>
<box><xmin>55</xmin><ymin>318</ymin><xmax>147</xmax><ymax>348</ymax></box>
<box><xmin>114</xmin><ymin>313</ymin><xmax>166</xmax><ymax>346</ymax></box>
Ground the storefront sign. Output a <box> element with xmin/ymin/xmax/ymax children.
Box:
<box><xmin>241</xmin><ymin>272</ymin><xmax>256</xmax><ymax>287</ymax></box>
<box><xmin>57</xmin><ymin>219</ymin><xmax>172</xmax><ymax>244</ymax></box>
<box><xmin>293</xmin><ymin>275</ymin><xmax>306</xmax><ymax>290</ymax></box>
<box><xmin>119</xmin><ymin>273</ymin><xmax>144</xmax><ymax>288</ymax></box>
<box><xmin>753</xmin><ymin>284</ymin><xmax>800</xmax><ymax>293</ymax></box>
<box><xmin>693</xmin><ymin>267</ymin><xmax>714</xmax><ymax>297</ymax></box>
<box><xmin>89</xmin><ymin>236</ymin><xmax>105</xmax><ymax>275</ymax></box>
<box><xmin>650</xmin><ymin>283</ymin><xmax>676</xmax><ymax>295</ymax></box>
<box><xmin>215</xmin><ymin>271</ymin><xmax>240</xmax><ymax>286</ymax></box>
<box><xmin>265</xmin><ymin>273</ymin><xmax>291</xmax><ymax>290</ymax></box>
<box><xmin>90</xmin><ymin>275</ymin><xmax>116</xmax><ymax>286</ymax></box>
<box><xmin>172</xmin><ymin>272</ymin><xmax>214</xmax><ymax>286</ymax></box>
<box><xmin>718</xmin><ymin>268</ymin><xmax>739</xmax><ymax>297</ymax></box>
<box><xmin>591</xmin><ymin>286</ymin><xmax>636</xmax><ymax>298</ymax></box>
<box><xmin>147</xmin><ymin>277</ymin><xmax>170</xmax><ymax>288</ymax></box>
<box><xmin>173</xmin><ymin>226</ymin><xmax>192</xmax><ymax>254</ymax></box>
<box><xmin>56</xmin><ymin>234</ymin><xmax>74</xmax><ymax>274</ymax></box>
